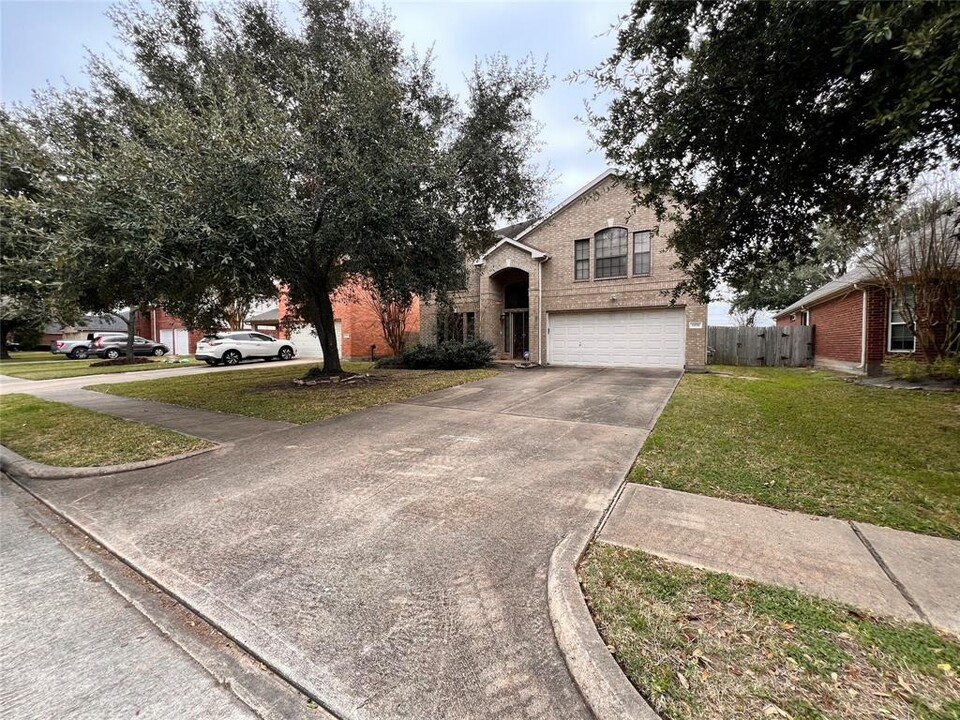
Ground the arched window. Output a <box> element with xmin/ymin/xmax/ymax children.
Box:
<box><xmin>594</xmin><ymin>227</ymin><xmax>628</xmax><ymax>278</ymax></box>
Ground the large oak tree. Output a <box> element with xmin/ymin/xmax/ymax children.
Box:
<box><xmin>589</xmin><ymin>0</ymin><xmax>959</xmax><ymax>302</ymax></box>
<box><xmin>28</xmin><ymin>0</ymin><xmax>549</xmax><ymax>372</ymax></box>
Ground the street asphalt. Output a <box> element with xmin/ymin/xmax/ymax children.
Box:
<box><xmin>15</xmin><ymin>367</ymin><xmax>680</xmax><ymax>720</ymax></box>
<box><xmin>0</xmin><ymin>480</ymin><xmax>257</xmax><ymax>720</ymax></box>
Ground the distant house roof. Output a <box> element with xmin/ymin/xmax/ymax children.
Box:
<box><xmin>248</xmin><ymin>307</ymin><xmax>279</xmax><ymax>324</ymax></box>
<box><xmin>771</xmin><ymin>266</ymin><xmax>877</xmax><ymax>318</ymax></box>
<box><xmin>44</xmin><ymin>312</ymin><xmax>130</xmax><ymax>335</ymax></box>
<box><xmin>495</xmin><ymin>219</ymin><xmax>539</xmax><ymax>240</ymax></box>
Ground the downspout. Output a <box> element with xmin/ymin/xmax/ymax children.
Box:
<box><xmin>538</xmin><ymin>259</ymin><xmax>544</xmax><ymax>365</ymax></box>
<box><xmin>859</xmin><ymin>287</ymin><xmax>868</xmax><ymax>372</ymax></box>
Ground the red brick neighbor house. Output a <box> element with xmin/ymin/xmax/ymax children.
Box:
<box><xmin>773</xmin><ymin>266</ymin><xmax>959</xmax><ymax>375</ymax></box>
<box><xmin>254</xmin><ymin>286</ymin><xmax>420</xmax><ymax>361</ymax></box>
<box><xmin>134</xmin><ymin>286</ymin><xmax>419</xmax><ymax>361</ymax></box>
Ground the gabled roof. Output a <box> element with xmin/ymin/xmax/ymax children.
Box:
<box><xmin>513</xmin><ymin>169</ymin><xmax>619</xmax><ymax>244</ymax></box>
<box><xmin>495</xmin><ymin>218</ymin><xmax>539</xmax><ymax>240</ymax></box>
<box><xmin>248</xmin><ymin>307</ymin><xmax>279</xmax><ymax>323</ymax></box>
<box><xmin>473</xmin><ymin>236</ymin><xmax>548</xmax><ymax>266</ymax></box>
<box><xmin>772</xmin><ymin>266</ymin><xmax>876</xmax><ymax>318</ymax></box>
<box><xmin>44</xmin><ymin>312</ymin><xmax>130</xmax><ymax>335</ymax></box>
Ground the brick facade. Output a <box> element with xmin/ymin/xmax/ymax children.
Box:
<box><xmin>421</xmin><ymin>173</ymin><xmax>708</xmax><ymax>369</ymax></box>
<box><xmin>776</xmin><ymin>286</ymin><xmax>891</xmax><ymax>375</ymax></box>
<box><xmin>134</xmin><ymin>309</ymin><xmax>207</xmax><ymax>355</ymax></box>
<box><xmin>276</xmin><ymin>283</ymin><xmax>421</xmax><ymax>361</ymax></box>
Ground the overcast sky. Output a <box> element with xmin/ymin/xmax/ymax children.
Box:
<box><xmin>1</xmin><ymin>0</ymin><xmax>756</xmax><ymax>325</ymax></box>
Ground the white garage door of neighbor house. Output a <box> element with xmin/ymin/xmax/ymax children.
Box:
<box><xmin>548</xmin><ymin>309</ymin><xmax>686</xmax><ymax>369</ymax></box>
<box><xmin>159</xmin><ymin>328</ymin><xmax>191</xmax><ymax>355</ymax></box>
<box><xmin>289</xmin><ymin>321</ymin><xmax>343</xmax><ymax>359</ymax></box>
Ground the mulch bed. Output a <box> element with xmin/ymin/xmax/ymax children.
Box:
<box><xmin>292</xmin><ymin>372</ymin><xmax>384</xmax><ymax>388</ymax></box>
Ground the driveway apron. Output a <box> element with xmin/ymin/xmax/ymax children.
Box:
<box><xmin>17</xmin><ymin>367</ymin><xmax>679</xmax><ymax>720</ymax></box>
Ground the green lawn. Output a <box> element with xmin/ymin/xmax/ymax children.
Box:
<box><xmin>0</xmin><ymin>351</ymin><xmax>68</xmax><ymax>363</ymax></box>
<box><xmin>631</xmin><ymin>366</ymin><xmax>960</xmax><ymax>539</ymax></box>
<box><xmin>89</xmin><ymin>362</ymin><xmax>498</xmax><ymax>424</ymax></box>
<box><xmin>0</xmin><ymin>356</ymin><xmax>202</xmax><ymax>380</ymax></box>
<box><xmin>0</xmin><ymin>394</ymin><xmax>212</xmax><ymax>466</ymax></box>
<box><xmin>581</xmin><ymin>544</ymin><xmax>960</xmax><ymax>720</ymax></box>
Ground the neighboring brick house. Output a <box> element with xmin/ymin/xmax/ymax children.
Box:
<box><xmin>773</xmin><ymin>266</ymin><xmax>959</xmax><ymax>375</ymax></box>
<box><xmin>253</xmin><ymin>285</ymin><xmax>421</xmax><ymax>361</ymax></box>
<box><xmin>132</xmin><ymin>285</ymin><xmax>419</xmax><ymax>361</ymax></box>
<box><xmin>420</xmin><ymin>170</ymin><xmax>708</xmax><ymax>370</ymax></box>
<box><xmin>134</xmin><ymin>308</ymin><xmax>208</xmax><ymax>356</ymax></box>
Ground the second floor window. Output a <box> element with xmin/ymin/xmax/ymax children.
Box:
<box><xmin>633</xmin><ymin>231</ymin><xmax>652</xmax><ymax>276</ymax></box>
<box><xmin>595</xmin><ymin>227</ymin><xmax>627</xmax><ymax>279</ymax></box>
<box><xmin>574</xmin><ymin>239</ymin><xmax>590</xmax><ymax>280</ymax></box>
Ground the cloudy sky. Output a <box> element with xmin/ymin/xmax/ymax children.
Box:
<box><xmin>1</xmin><ymin>0</ymin><xmax>751</xmax><ymax>325</ymax></box>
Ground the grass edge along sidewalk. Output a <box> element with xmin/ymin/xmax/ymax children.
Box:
<box><xmin>88</xmin><ymin>363</ymin><xmax>498</xmax><ymax>424</ymax></box>
<box><xmin>630</xmin><ymin>366</ymin><xmax>960</xmax><ymax>539</ymax></box>
<box><xmin>581</xmin><ymin>544</ymin><xmax>960</xmax><ymax>720</ymax></box>
<box><xmin>1</xmin><ymin>394</ymin><xmax>212</xmax><ymax>467</ymax></box>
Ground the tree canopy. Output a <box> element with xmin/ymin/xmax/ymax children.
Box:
<box><xmin>731</xmin><ymin>226</ymin><xmax>865</xmax><ymax>313</ymax></box>
<box><xmin>589</xmin><ymin>0</ymin><xmax>960</xmax><ymax>303</ymax></box>
<box><xmin>20</xmin><ymin>0</ymin><xmax>549</xmax><ymax>371</ymax></box>
<box><xmin>0</xmin><ymin>110</ymin><xmax>76</xmax><ymax>358</ymax></box>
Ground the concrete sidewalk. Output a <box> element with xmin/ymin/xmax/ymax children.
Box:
<box><xmin>600</xmin><ymin>484</ymin><xmax>960</xmax><ymax>634</ymax></box>
<box><xmin>0</xmin><ymin>480</ymin><xmax>257</xmax><ymax>720</ymax></box>
<box><xmin>0</xmin><ymin>357</ymin><xmax>316</xmax><ymax>395</ymax></box>
<box><xmin>24</xmin><ymin>387</ymin><xmax>293</xmax><ymax>443</ymax></box>
<box><xmin>1</xmin><ymin>361</ymin><xmax>303</xmax><ymax>442</ymax></box>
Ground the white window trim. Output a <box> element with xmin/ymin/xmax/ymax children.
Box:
<box><xmin>888</xmin><ymin>295</ymin><xmax>916</xmax><ymax>353</ymax></box>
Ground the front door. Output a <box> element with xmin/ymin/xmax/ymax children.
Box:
<box><xmin>504</xmin><ymin>311</ymin><xmax>529</xmax><ymax>360</ymax></box>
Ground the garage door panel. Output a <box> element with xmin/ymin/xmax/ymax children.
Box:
<box><xmin>289</xmin><ymin>321</ymin><xmax>343</xmax><ymax>359</ymax></box>
<box><xmin>548</xmin><ymin>309</ymin><xmax>685</xmax><ymax>369</ymax></box>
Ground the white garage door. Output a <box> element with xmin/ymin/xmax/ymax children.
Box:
<box><xmin>289</xmin><ymin>321</ymin><xmax>342</xmax><ymax>359</ymax></box>
<box><xmin>159</xmin><ymin>328</ymin><xmax>191</xmax><ymax>355</ymax></box>
<box><xmin>548</xmin><ymin>309</ymin><xmax>686</xmax><ymax>369</ymax></box>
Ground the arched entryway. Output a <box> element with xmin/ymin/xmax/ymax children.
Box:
<box><xmin>492</xmin><ymin>268</ymin><xmax>529</xmax><ymax>360</ymax></box>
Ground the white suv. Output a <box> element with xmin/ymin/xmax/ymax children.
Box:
<box><xmin>195</xmin><ymin>332</ymin><xmax>298</xmax><ymax>366</ymax></box>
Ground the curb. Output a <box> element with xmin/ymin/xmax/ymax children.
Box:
<box><xmin>548</xmin><ymin>526</ymin><xmax>661</xmax><ymax>720</ymax></box>
<box><xmin>547</xmin><ymin>372</ymin><xmax>684</xmax><ymax>720</ymax></box>
<box><xmin>0</xmin><ymin>443</ymin><xmax>222</xmax><ymax>480</ymax></box>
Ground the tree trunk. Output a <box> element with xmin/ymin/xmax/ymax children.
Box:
<box><xmin>308</xmin><ymin>287</ymin><xmax>343</xmax><ymax>374</ymax></box>
<box><xmin>124</xmin><ymin>315</ymin><xmax>136</xmax><ymax>359</ymax></box>
<box><xmin>0</xmin><ymin>323</ymin><xmax>12</xmax><ymax>361</ymax></box>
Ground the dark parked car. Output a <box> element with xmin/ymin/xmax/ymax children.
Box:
<box><xmin>94</xmin><ymin>335</ymin><xmax>169</xmax><ymax>359</ymax></box>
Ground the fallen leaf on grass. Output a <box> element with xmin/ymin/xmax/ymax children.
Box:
<box><xmin>763</xmin><ymin>704</ymin><xmax>793</xmax><ymax>719</ymax></box>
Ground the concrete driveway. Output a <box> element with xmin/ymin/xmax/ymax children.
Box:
<box><xmin>17</xmin><ymin>367</ymin><xmax>679</xmax><ymax>720</ymax></box>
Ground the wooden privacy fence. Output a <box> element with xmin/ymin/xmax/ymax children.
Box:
<box><xmin>708</xmin><ymin>325</ymin><xmax>814</xmax><ymax>367</ymax></box>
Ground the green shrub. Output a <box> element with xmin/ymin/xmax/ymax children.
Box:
<box><xmin>883</xmin><ymin>354</ymin><xmax>960</xmax><ymax>382</ymax></box>
<box><xmin>397</xmin><ymin>339</ymin><xmax>494</xmax><ymax>370</ymax></box>
<box><xmin>929</xmin><ymin>355</ymin><xmax>960</xmax><ymax>381</ymax></box>
<box><xmin>373</xmin><ymin>355</ymin><xmax>405</xmax><ymax>369</ymax></box>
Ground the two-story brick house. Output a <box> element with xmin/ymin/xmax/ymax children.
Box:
<box><xmin>421</xmin><ymin>171</ymin><xmax>708</xmax><ymax>370</ymax></box>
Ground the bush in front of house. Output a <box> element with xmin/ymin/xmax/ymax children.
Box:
<box><xmin>883</xmin><ymin>354</ymin><xmax>960</xmax><ymax>383</ymax></box>
<box><xmin>380</xmin><ymin>339</ymin><xmax>495</xmax><ymax>370</ymax></box>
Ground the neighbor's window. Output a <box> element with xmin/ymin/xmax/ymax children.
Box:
<box><xmin>574</xmin><ymin>239</ymin><xmax>590</xmax><ymax>280</ymax></box>
<box><xmin>439</xmin><ymin>312</ymin><xmax>475</xmax><ymax>342</ymax></box>
<box><xmin>594</xmin><ymin>227</ymin><xmax>627</xmax><ymax>278</ymax></box>
<box><xmin>889</xmin><ymin>292</ymin><xmax>916</xmax><ymax>353</ymax></box>
<box><xmin>633</xmin><ymin>230</ymin><xmax>652</xmax><ymax>276</ymax></box>
<box><xmin>801</xmin><ymin>311</ymin><xmax>810</xmax><ymax>327</ymax></box>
